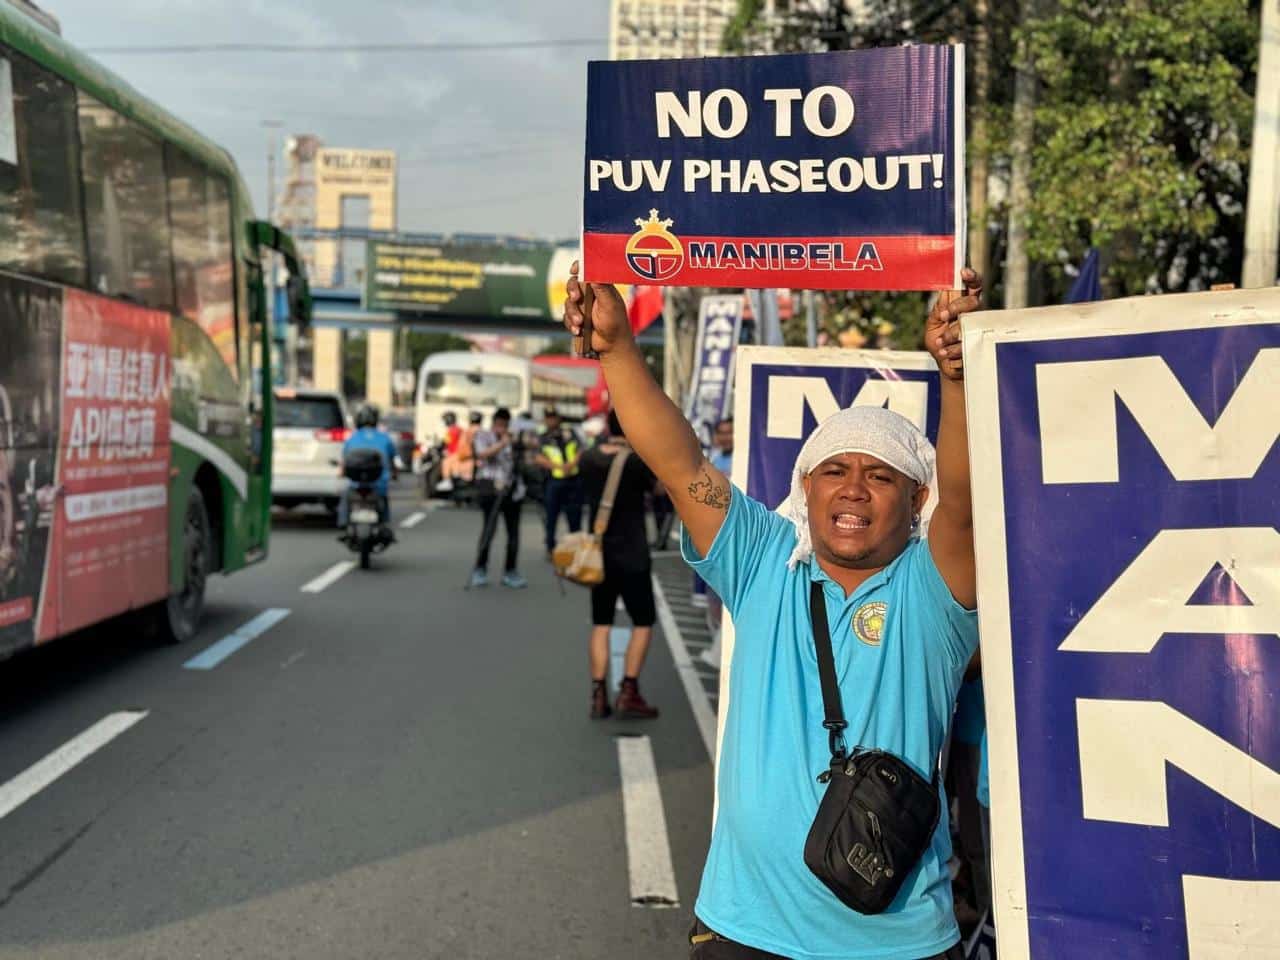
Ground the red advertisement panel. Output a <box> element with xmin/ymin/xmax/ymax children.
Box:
<box><xmin>38</xmin><ymin>290</ymin><xmax>171</xmax><ymax>640</ymax></box>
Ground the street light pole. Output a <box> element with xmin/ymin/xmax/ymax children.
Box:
<box><xmin>262</xmin><ymin>120</ymin><xmax>290</xmax><ymax>384</ymax></box>
<box><xmin>1244</xmin><ymin>0</ymin><xmax>1280</xmax><ymax>288</ymax></box>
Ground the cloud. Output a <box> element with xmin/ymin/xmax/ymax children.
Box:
<box><xmin>55</xmin><ymin>0</ymin><xmax>606</xmax><ymax>237</ymax></box>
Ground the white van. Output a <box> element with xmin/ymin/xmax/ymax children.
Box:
<box><xmin>412</xmin><ymin>352</ymin><xmax>586</xmax><ymax>467</ymax></box>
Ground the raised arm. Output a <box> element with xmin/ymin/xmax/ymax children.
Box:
<box><xmin>563</xmin><ymin>262</ymin><xmax>729</xmax><ymax>556</ymax></box>
<box><xmin>923</xmin><ymin>268</ymin><xmax>983</xmax><ymax>609</ymax></box>
<box><xmin>475</xmin><ymin>434</ymin><xmax>509</xmax><ymax>460</ymax></box>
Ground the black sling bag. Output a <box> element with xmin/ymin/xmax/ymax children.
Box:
<box><xmin>802</xmin><ymin>580</ymin><xmax>941</xmax><ymax>915</ymax></box>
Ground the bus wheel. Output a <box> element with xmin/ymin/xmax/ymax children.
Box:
<box><xmin>150</xmin><ymin>487</ymin><xmax>212</xmax><ymax>644</ymax></box>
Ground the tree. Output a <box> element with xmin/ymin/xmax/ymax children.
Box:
<box><xmin>723</xmin><ymin>0</ymin><xmax>1260</xmax><ymax>305</ymax></box>
<box><xmin>1023</xmin><ymin>0</ymin><xmax>1258</xmax><ymax>297</ymax></box>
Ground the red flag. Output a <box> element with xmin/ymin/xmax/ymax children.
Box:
<box><xmin>627</xmin><ymin>285</ymin><xmax>663</xmax><ymax>335</ymax></box>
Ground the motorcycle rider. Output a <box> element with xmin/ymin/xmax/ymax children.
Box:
<box><xmin>339</xmin><ymin>404</ymin><xmax>399</xmax><ymax>539</ymax></box>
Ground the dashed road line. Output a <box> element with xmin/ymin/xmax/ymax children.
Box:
<box><xmin>616</xmin><ymin>735</ymin><xmax>680</xmax><ymax>908</ymax></box>
<box><xmin>0</xmin><ymin>712</ymin><xmax>148</xmax><ymax>821</ymax></box>
<box><xmin>400</xmin><ymin>511</ymin><xmax>427</xmax><ymax>529</ymax></box>
<box><xmin>652</xmin><ymin>575</ymin><xmax>717</xmax><ymax>760</ymax></box>
<box><xmin>300</xmin><ymin>560</ymin><xmax>356</xmax><ymax>594</ymax></box>
<box><xmin>183</xmin><ymin>608</ymin><xmax>291</xmax><ymax>670</ymax></box>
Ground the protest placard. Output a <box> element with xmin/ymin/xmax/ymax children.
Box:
<box><xmin>582</xmin><ymin>45</ymin><xmax>965</xmax><ymax>291</ymax></box>
<box><xmin>709</xmin><ymin>347</ymin><xmax>942</xmax><ymax>768</ymax></box>
<box><xmin>963</xmin><ymin>289</ymin><xmax>1280</xmax><ymax>958</ymax></box>
<box><xmin>686</xmin><ymin>295</ymin><xmax>744</xmax><ymax>448</ymax></box>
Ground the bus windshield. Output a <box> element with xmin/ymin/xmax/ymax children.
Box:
<box><xmin>423</xmin><ymin>370</ymin><xmax>522</xmax><ymax>408</ymax></box>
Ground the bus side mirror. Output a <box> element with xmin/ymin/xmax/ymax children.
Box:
<box><xmin>250</xmin><ymin>221</ymin><xmax>312</xmax><ymax>328</ymax></box>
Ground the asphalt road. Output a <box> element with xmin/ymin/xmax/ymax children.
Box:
<box><xmin>0</xmin><ymin>484</ymin><xmax>714</xmax><ymax>959</ymax></box>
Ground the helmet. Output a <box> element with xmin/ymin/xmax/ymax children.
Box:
<box><xmin>468</xmin><ymin>411</ymin><xmax>483</xmax><ymax>425</ymax></box>
<box><xmin>355</xmin><ymin>404</ymin><xmax>379</xmax><ymax>428</ymax></box>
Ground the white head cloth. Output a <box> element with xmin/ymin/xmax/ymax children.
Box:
<box><xmin>785</xmin><ymin>406</ymin><xmax>935</xmax><ymax>569</ymax></box>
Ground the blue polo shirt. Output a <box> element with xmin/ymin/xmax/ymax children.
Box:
<box><xmin>683</xmin><ymin>489</ymin><xmax>978</xmax><ymax>960</ymax></box>
<box><xmin>343</xmin><ymin>427</ymin><xmax>397</xmax><ymax>495</ymax></box>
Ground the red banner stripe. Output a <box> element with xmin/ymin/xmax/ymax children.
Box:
<box><xmin>582</xmin><ymin>233</ymin><xmax>957</xmax><ymax>291</ymax></box>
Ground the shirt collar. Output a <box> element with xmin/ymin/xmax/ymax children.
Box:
<box><xmin>803</xmin><ymin>537</ymin><xmax>917</xmax><ymax>604</ymax></box>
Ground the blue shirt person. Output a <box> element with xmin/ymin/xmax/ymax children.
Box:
<box><xmin>684</xmin><ymin>452</ymin><xmax>978</xmax><ymax>959</ymax></box>
<box><xmin>343</xmin><ymin>426</ymin><xmax>397</xmax><ymax>496</ymax></box>
<box><xmin>562</xmin><ymin>262</ymin><xmax>984</xmax><ymax>959</ymax></box>
<box><xmin>338</xmin><ymin>405</ymin><xmax>398</xmax><ymax>525</ymax></box>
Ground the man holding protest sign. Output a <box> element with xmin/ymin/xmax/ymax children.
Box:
<box><xmin>564</xmin><ymin>265</ymin><xmax>981</xmax><ymax>959</ymax></box>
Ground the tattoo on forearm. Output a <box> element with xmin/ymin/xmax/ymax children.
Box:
<box><xmin>687</xmin><ymin>468</ymin><xmax>730</xmax><ymax>511</ymax></box>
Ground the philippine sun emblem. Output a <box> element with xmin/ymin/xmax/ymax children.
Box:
<box><xmin>625</xmin><ymin>209</ymin><xmax>684</xmax><ymax>281</ymax></box>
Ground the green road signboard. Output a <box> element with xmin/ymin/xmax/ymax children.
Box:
<box><xmin>365</xmin><ymin>239</ymin><xmax>578</xmax><ymax>320</ymax></box>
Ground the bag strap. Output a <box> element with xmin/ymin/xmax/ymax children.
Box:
<box><xmin>809</xmin><ymin>579</ymin><xmax>942</xmax><ymax>782</ymax></box>
<box><xmin>809</xmin><ymin>580</ymin><xmax>849</xmax><ymax>763</ymax></box>
<box><xmin>593</xmin><ymin>447</ymin><xmax>632</xmax><ymax>536</ymax></box>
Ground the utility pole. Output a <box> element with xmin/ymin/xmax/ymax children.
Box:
<box><xmin>262</xmin><ymin>120</ymin><xmax>292</xmax><ymax>385</ymax></box>
<box><xmin>1244</xmin><ymin>0</ymin><xmax>1280</xmax><ymax>288</ymax></box>
<box><xmin>1005</xmin><ymin>0</ymin><xmax>1040</xmax><ymax>309</ymax></box>
<box><xmin>805</xmin><ymin>290</ymin><xmax>817</xmax><ymax>348</ymax></box>
<box><xmin>662</xmin><ymin>288</ymin><xmax>679</xmax><ymax>403</ymax></box>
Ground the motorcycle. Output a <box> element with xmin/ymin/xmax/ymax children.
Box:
<box><xmin>340</xmin><ymin>449</ymin><xmax>393</xmax><ymax>569</ymax></box>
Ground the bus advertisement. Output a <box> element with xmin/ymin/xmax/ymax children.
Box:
<box><xmin>0</xmin><ymin>6</ymin><xmax>309</xmax><ymax>658</ymax></box>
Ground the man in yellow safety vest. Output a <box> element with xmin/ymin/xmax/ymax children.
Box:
<box><xmin>534</xmin><ymin>405</ymin><xmax>584</xmax><ymax>560</ymax></box>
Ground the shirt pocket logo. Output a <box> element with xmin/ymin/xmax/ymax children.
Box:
<box><xmin>852</xmin><ymin>601</ymin><xmax>887</xmax><ymax>647</ymax></box>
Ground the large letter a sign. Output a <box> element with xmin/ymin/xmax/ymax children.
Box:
<box><xmin>963</xmin><ymin>289</ymin><xmax>1280</xmax><ymax>959</ymax></box>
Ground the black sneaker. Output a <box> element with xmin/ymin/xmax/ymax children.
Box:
<box><xmin>590</xmin><ymin>681</ymin><xmax>612</xmax><ymax>720</ymax></box>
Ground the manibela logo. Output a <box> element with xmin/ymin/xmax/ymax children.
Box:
<box><xmin>625</xmin><ymin>209</ymin><xmax>684</xmax><ymax>281</ymax></box>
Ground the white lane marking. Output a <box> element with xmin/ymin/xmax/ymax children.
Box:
<box><xmin>616</xmin><ymin>735</ymin><xmax>680</xmax><ymax>908</ymax></box>
<box><xmin>300</xmin><ymin>561</ymin><xmax>356</xmax><ymax>594</ymax></box>
<box><xmin>184</xmin><ymin>608</ymin><xmax>292</xmax><ymax>670</ymax></box>
<box><xmin>400</xmin><ymin>511</ymin><xmax>427</xmax><ymax>529</ymax></box>
<box><xmin>652</xmin><ymin>576</ymin><xmax>716</xmax><ymax>761</ymax></box>
<box><xmin>0</xmin><ymin>711</ymin><xmax>147</xmax><ymax>821</ymax></box>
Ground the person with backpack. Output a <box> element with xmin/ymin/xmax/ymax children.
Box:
<box><xmin>338</xmin><ymin>404</ymin><xmax>399</xmax><ymax>530</ymax></box>
<box><xmin>580</xmin><ymin>410</ymin><xmax>659</xmax><ymax>720</ymax></box>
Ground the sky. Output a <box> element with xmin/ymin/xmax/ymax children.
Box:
<box><xmin>52</xmin><ymin>0</ymin><xmax>608</xmax><ymax>241</ymax></box>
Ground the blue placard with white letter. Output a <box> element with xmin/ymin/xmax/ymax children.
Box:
<box><xmin>963</xmin><ymin>291</ymin><xmax>1280</xmax><ymax>959</ymax></box>
<box><xmin>686</xmin><ymin>295</ymin><xmax>745</xmax><ymax>449</ymax></box>
<box><xmin>732</xmin><ymin>346</ymin><xmax>940</xmax><ymax>507</ymax></box>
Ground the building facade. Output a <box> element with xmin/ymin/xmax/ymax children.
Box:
<box><xmin>274</xmin><ymin>137</ymin><xmax>399</xmax><ymax>406</ymax></box>
<box><xmin>608</xmin><ymin>0</ymin><xmax>737</xmax><ymax>60</ymax></box>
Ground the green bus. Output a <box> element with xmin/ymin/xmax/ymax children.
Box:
<box><xmin>0</xmin><ymin>2</ymin><xmax>308</xmax><ymax>657</ymax></box>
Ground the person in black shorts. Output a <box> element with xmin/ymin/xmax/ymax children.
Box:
<box><xmin>580</xmin><ymin>410</ymin><xmax>659</xmax><ymax>720</ymax></box>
